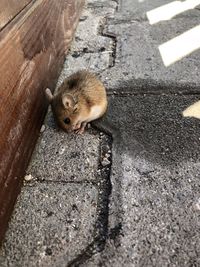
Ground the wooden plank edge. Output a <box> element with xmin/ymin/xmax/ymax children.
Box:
<box><xmin>0</xmin><ymin>0</ymin><xmax>85</xmax><ymax>244</ymax></box>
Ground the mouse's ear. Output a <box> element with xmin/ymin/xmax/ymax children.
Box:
<box><xmin>62</xmin><ymin>94</ymin><xmax>77</xmax><ymax>109</ymax></box>
<box><xmin>45</xmin><ymin>88</ymin><xmax>54</xmax><ymax>103</ymax></box>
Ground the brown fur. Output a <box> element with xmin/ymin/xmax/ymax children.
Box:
<box><xmin>46</xmin><ymin>70</ymin><xmax>108</xmax><ymax>133</ymax></box>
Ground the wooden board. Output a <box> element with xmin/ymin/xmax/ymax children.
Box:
<box><xmin>0</xmin><ymin>0</ymin><xmax>32</xmax><ymax>30</ymax></box>
<box><xmin>0</xmin><ymin>0</ymin><xmax>85</xmax><ymax>243</ymax></box>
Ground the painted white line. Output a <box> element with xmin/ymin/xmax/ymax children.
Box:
<box><xmin>183</xmin><ymin>100</ymin><xmax>200</xmax><ymax>119</ymax></box>
<box><xmin>159</xmin><ymin>24</ymin><xmax>200</xmax><ymax>66</ymax></box>
<box><xmin>147</xmin><ymin>0</ymin><xmax>200</xmax><ymax>25</ymax></box>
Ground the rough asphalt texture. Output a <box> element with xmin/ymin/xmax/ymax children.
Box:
<box><xmin>1</xmin><ymin>0</ymin><xmax>200</xmax><ymax>266</ymax></box>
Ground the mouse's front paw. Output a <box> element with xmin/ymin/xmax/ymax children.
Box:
<box><xmin>72</xmin><ymin>121</ymin><xmax>81</xmax><ymax>130</ymax></box>
<box><xmin>75</xmin><ymin>122</ymin><xmax>87</xmax><ymax>134</ymax></box>
<box><xmin>75</xmin><ymin>128</ymin><xmax>84</xmax><ymax>134</ymax></box>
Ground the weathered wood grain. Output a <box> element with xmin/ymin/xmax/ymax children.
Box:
<box><xmin>0</xmin><ymin>0</ymin><xmax>85</xmax><ymax>243</ymax></box>
<box><xmin>0</xmin><ymin>0</ymin><xmax>32</xmax><ymax>30</ymax></box>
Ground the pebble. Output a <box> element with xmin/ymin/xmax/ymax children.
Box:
<box><xmin>85</xmin><ymin>158</ymin><xmax>90</xmax><ymax>164</ymax></box>
<box><xmin>59</xmin><ymin>146</ymin><xmax>66</xmax><ymax>155</ymax></box>
<box><xmin>24</xmin><ymin>174</ymin><xmax>33</xmax><ymax>181</ymax></box>
<box><xmin>125</xmin><ymin>167</ymin><xmax>131</xmax><ymax>172</ymax></box>
<box><xmin>194</xmin><ymin>198</ymin><xmax>200</xmax><ymax>211</ymax></box>
<box><xmin>40</xmin><ymin>125</ymin><xmax>46</xmax><ymax>133</ymax></box>
<box><xmin>105</xmin><ymin>153</ymin><xmax>110</xmax><ymax>158</ymax></box>
<box><xmin>102</xmin><ymin>158</ymin><xmax>110</xmax><ymax>167</ymax></box>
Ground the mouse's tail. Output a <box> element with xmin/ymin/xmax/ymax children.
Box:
<box><xmin>91</xmin><ymin>116</ymin><xmax>121</xmax><ymax>141</ymax></box>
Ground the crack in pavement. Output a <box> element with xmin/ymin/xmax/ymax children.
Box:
<box><xmin>67</xmin><ymin>3</ymin><xmax>119</xmax><ymax>264</ymax></box>
<box><xmin>67</xmin><ymin>134</ymin><xmax>112</xmax><ymax>267</ymax></box>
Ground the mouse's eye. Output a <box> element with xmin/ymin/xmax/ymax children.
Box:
<box><xmin>63</xmin><ymin>118</ymin><xmax>70</xmax><ymax>124</ymax></box>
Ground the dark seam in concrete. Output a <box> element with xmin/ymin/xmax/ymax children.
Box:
<box><xmin>107</xmin><ymin>91</ymin><xmax>200</xmax><ymax>97</ymax></box>
<box><xmin>107</xmin><ymin>12</ymin><xmax>200</xmax><ymax>25</ymax></box>
<box><xmin>112</xmin><ymin>0</ymin><xmax>120</xmax><ymax>12</ymax></box>
<box><xmin>67</xmin><ymin>134</ymin><xmax>112</xmax><ymax>267</ymax></box>
<box><xmin>97</xmin><ymin>16</ymin><xmax>117</xmax><ymax>68</ymax></box>
<box><xmin>66</xmin><ymin>1</ymin><xmax>119</xmax><ymax>265</ymax></box>
<box><xmin>108</xmin><ymin>222</ymin><xmax>122</xmax><ymax>240</ymax></box>
<box><xmin>109</xmin><ymin>18</ymin><xmax>148</xmax><ymax>25</ymax></box>
<box><xmin>135</xmin><ymin>168</ymin><xmax>155</xmax><ymax>177</ymax></box>
<box><xmin>102</xmin><ymin>29</ymin><xmax>117</xmax><ymax>68</ymax></box>
<box><xmin>95</xmin><ymin>1</ymin><xmax>118</xmax><ymax>69</ymax></box>
<box><xmin>24</xmin><ymin>179</ymin><xmax>97</xmax><ymax>186</ymax></box>
<box><xmin>104</xmin><ymin>76</ymin><xmax>200</xmax><ymax>96</ymax></box>
<box><xmin>72</xmin><ymin>50</ymin><xmax>103</xmax><ymax>55</ymax></box>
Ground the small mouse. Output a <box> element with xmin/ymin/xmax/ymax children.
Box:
<box><xmin>45</xmin><ymin>70</ymin><xmax>108</xmax><ymax>134</ymax></box>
